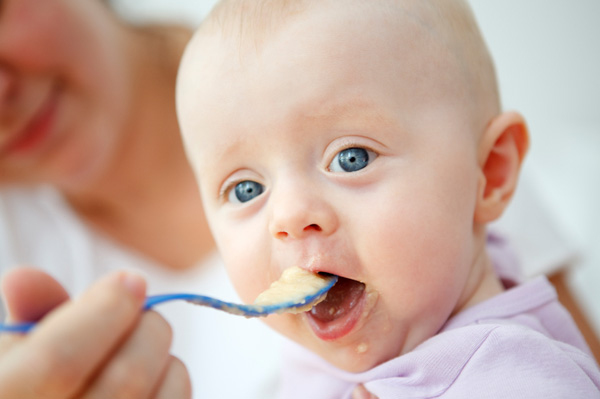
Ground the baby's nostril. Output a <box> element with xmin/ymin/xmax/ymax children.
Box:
<box><xmin>276</xmin><ymin>231</ymin><xmax>289</xmax><ymax>239</ymax></box>
<box><xmin>305</xmin><ymin>224</ymin><xmax>322</xmax><ymax>232</ymax></box>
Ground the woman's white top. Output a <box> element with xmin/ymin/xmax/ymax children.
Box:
<box><xmin>0</xmin><ymin>185</ymin><xmax>282</xmax><ymax>399</ymax></box>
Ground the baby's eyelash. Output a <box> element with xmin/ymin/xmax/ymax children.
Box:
<box><xmin>327</xmin><ymin>138</ymin><xmax>379</xmax><ymax>158</ymax></box>
<box><xmin>218</xmin><ymin>179</ymin><xmax>238</xmax><ymax>201</ymax></box>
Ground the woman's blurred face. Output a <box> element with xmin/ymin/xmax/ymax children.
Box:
<box><xmin>0</xmin><ymin>0</ymin><xmax>131</xmax><ymax>189</ymax></box>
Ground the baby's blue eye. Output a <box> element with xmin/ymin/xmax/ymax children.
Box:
<box><xmin>329</xmin><ymin>147</ymin><xmax>375</xmax><ymax>173</ymax></box>
<box><xmin>228</xmin><ymin>180</ymin><xmax>264</xmax><ymax>203</ymax></box>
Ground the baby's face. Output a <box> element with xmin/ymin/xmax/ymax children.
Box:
<box><xmin>179</xmin><ymin>2</ymin><xmax>485</xmax><ymax>372</ymax></box>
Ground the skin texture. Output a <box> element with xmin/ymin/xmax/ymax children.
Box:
<box><xmin>0</xmin><ymin>1</ymin><xmax>212</xmax><ymax>397</ymax></box>
<box><xmin>178</xmin><ymin>0</ymin><xmax>528</xmax><ymax>373</ymax></box>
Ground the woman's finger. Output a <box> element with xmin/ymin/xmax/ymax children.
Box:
<box><xmin>0</xmin><ymin>268</ymin><xmax>70</xmax><ymax>356</ymax></box>
<box><xmin>83</xmin><ymin>311</ymin><xmax>173</xmax><ymax>399</ymax></box>
<box><xmin>153</xmin><ymin>356</ymin><xmax>192</xmax><ymax>399</ymax></box>
<box><xmin>0</xmin><ymin>270</ymin><xmax>146</xmax><ymax>399</ymax></box>
<box><xmin>1</xmin><ymin>267</ymin><xmax>70</xmax><ymax>323</ymax></box>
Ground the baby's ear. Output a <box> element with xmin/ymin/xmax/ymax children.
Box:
<box><xmin>474</xmin><ymin>111</ymin><xmax>529</xmax><ymax>223</ymax></box>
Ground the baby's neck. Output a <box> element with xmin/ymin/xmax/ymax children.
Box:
<box><xmin>450</xmin><ymin>235</ymin><xmax>505</xmax><ymax>318</ymax></box>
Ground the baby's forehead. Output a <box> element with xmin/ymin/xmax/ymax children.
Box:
<box><xmin>186</xmin><ymin>1</ymin><xmax>465</xmax><ymax>88</ymax></box>
<box><xmin>179</xmin><ymin>0</ymin><xmax>499</xmax><ymax>141</ymax></box>
<box><xmin>188</xmin><ymin>0</ymin><xmax>492</xmax><ymax>89</ymax></box>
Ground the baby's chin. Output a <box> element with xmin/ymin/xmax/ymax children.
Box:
<box><xmin>303</xmin><ymin>324</ymin><xmax>404</xmax><ymax>373</ymax></box>
<box><xmin>276</xmin><ymin>279</ymin><xmax>407</xmax><ymax>372</ymax></box>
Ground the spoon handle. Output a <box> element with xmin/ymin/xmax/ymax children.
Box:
<box><xmin>0</xmin><ymin>275</ymin><xmax>338</xmax><ymax>334</ymax></box>
<box><xmin>0</xmin><ymin>322</ymin><xmax>36</xmax><ymax>334</ymax></box>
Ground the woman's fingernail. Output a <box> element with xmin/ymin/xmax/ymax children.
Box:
<box><xmin>119</xmin><ymin>271</ymin><xmax>146</xmax><ymax>301</ymax></box>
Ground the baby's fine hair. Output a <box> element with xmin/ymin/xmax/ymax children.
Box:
<box><xmin>201</xmin><ymin>0</ymin><xmax>501</xmax><ymax>132</ymax></box>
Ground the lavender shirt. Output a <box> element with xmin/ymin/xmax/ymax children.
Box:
<box><xmin>277</xmin><ymin>236</ymin><xmax>600</xmax><ymax>398</ymax></box>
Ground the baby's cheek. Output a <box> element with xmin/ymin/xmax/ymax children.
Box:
<box><xmin>228</xmin><ymin>263</ymin><xmax>259</xmax><ymax>304</ymax></box>
<box><xmin>216</xmin><ymin>227</ymin><xmax>267</xmax><ymax>303</ymax></box>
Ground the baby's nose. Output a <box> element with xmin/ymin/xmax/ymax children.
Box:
<box><xmin>268</xmin><ymin>187</ymin><xmax>338</xmax><ymax>240</ymax></box>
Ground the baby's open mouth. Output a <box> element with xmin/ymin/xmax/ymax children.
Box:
<box><xmin>306</xmin><ymin>276</ymin><xmax>366</xmax><ymax>340</ymax></box>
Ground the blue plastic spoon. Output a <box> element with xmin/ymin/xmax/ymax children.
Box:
<box><xmin>0</xmin><ymin>269</ymin><xmax>337</xmax><ymax>334</ymax></box>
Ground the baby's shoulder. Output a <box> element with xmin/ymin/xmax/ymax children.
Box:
<box><xmin>436</xmin><ymin>323</ymin><xmax>600</xmax><ymax>397</ymax></box>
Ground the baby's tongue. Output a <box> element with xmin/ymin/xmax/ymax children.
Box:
<box><xmin>309</xmin><ymin>277</ymin><xmax>365</xmax><ymax>322</ymax></box>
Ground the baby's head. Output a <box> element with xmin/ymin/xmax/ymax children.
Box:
<box><xmin>177</xmin><ymin>0</ymin><xmax>528</xmax><ymax>372</ymax></box>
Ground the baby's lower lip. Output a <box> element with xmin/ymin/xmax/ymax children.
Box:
<box><xmin>305</xmin><ymin>276</ymin><xmax>366</xmax><ymax>341</ymax></box>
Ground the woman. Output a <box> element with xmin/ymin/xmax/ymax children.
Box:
<box><xmin>0</xmin><ymin>1</ymin><xmax>280</xmax><ymax>398</ymax></box>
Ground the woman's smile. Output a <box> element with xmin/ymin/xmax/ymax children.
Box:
<box><xmin>1</xmin><ymin>83</ymin><xmax>61</xmax><ymax>158</ymax></box>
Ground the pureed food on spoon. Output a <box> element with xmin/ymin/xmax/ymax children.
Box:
<box><xmin>253</xmin><ymin>267</ymin><xmax>334</xmax><ymax>314</ymax></box>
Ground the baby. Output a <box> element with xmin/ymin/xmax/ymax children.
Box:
<box><xmin>177</xmin><ymin>0</ymin><xmax>600</xmax><ymax>397</ymax></box>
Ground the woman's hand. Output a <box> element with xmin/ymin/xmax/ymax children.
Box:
<box><xmin>0</xmin><ymin>268</ymin><xmax>191</xmax><ymax>398</ymax></box>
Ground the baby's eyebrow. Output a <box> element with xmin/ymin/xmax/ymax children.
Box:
<box><xmin>205</xmin><ymin>97</ymin><xmax>398</xmax><ymax>170</ymax></box>
<box><xmin>299</xmin><ymin>97</ymin><xmax>398</xmax><ymax>130</ymax></box>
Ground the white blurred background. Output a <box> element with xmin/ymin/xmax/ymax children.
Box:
<box><xmin>469</xmin><ymin>1</ymin><xmax>600</xmax><ymax>337</ymax></box>
<box><xmin>111</xmin><ymin>0</ymin><xmax>600</xmax><ymax>336</ymax></box>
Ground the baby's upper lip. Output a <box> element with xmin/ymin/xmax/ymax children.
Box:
<box><xmin>295</xmin><ymin>254</ymin><xmax>344</xmax><ymax>280</ymax></box>
<box><xmin>281</xmin><ymin>238</ymin><xmax>349</xmax><ymax>275</ymax></box>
